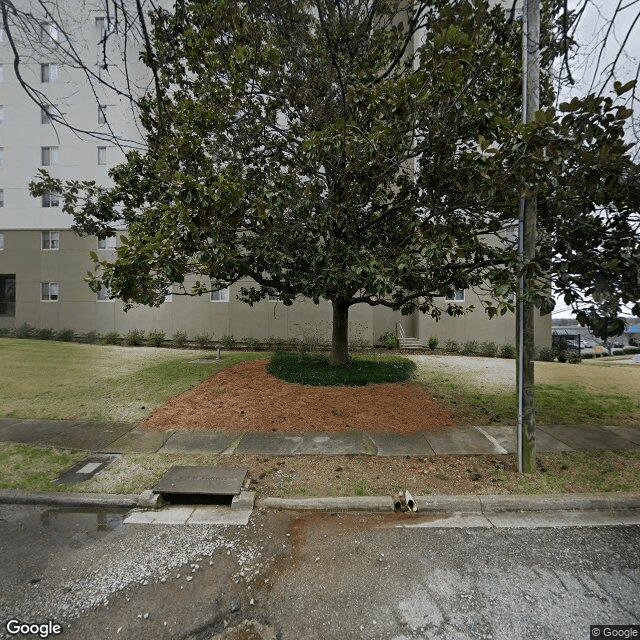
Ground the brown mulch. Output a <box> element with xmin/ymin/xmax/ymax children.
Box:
<box><xmin>142</xmin><ymin>359</ymin><xmax>454</xmax><ymax>434</ymax></box>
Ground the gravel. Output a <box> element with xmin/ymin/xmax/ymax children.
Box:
<box><xmin>408</xmin><ymin>354</ymin><xmax>516</xmax><ymax>390</ymax></box>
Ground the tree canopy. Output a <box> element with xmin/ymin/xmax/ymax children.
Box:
<box><xmin>28</xmin><ymin>0</ymin><xmax>640</xmax><ymax>363</ymax></box>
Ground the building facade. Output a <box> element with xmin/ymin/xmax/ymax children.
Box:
<box><xmin>0</xmin><ymin>1</ymin><xmax>550</xmax><ymax>348</ymax></box>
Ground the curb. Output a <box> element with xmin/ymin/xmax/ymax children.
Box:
<box><xmin>256</xmin><ymin>492</ymin><xmax>640</xmax><ymax>514</ymax></box>
<box><xmin>0</xmin><ymin>489</ymin><xmax>162</xmax><ymax>509</ymax></box>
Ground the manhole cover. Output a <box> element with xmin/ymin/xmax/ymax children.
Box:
<box><xmin>154</xmin><ymin>466</ymin><xmax>247</xmax><ymax>498</ymax></box>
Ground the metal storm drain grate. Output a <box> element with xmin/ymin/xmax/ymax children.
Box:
<box><xmin>53</xmin><ymin>454</ymin><xmax>119</xmax><ymax>485</ymax></box>
<box><xmin>153</xmin><ymin>466</ymin><xmax>248</xmax><ymax>505</ymax></box>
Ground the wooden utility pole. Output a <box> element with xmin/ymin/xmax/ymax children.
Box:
<box><xmin>517</xmin><ymin>0</ymin><xmax>540</xmax><ymax>474</ymax></box>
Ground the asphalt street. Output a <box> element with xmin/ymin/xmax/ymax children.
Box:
<box><xmin>0</xmin><ymin>504</ymin><xmax>639</xmax><ymax>640</ymax></box>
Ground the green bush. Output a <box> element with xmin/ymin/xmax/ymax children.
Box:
<box><xmin>567</xmin><ymin>351</ymin><xmax>582</xmax><ymax>364</ymax></box>
<box><xmin>54</xmin><ymin>328</ymin><xmax>75</xmax><ymax>342</ymax></box>
<box><xmin>101</xmin><ymin>331</ymin><xmax>121</xmax><ymax>345</ymax></box>
<box><xmin>623</xmin><ymin>347</ymin><xmax>640</xmax><ymax>355</ymax></box>
<box><xmin>557</xmin><ymin>350</ymin><xmax>568</xmax><ymax>363</ymax></box>
<box><xmin>220</xmin><ymin>334</ymin><xmax>237</xmax><ymax>349</ymax></box>
<box><xmin>172</xmin><ymin>330</ymin><xmax>188</xmax><ymax>347</ymax></box>
<box><xmin>379</xmin><ymin>331</ymin><xmax>399</xmax><ymax>349</ymax></box>
<box><xmin>194</xmin><ymin>333</ymin><xmax>212</xmax><ymax>349</ymax></box>
<box><xmin>461</xmin><ymin>340</ymin><xmax>479</xmax><ymax>356</ymax></box>
<box><xmin>0</xmin><ymin>327</ymin><xmax>15</xmax><ymax>337</ymax></box>
<box><xmin>15</xmin><ymin>323</ymin><xmax>36</xmax><ymax>339</ymax></box>
<box><xmin>427</xmin><ymin>335</ymin><xmax>439</xmax><ymax>350</ymax></box>
<box><xmin>80</xmin><ymin>330</ymin><xmax>100</xmax><ymax>344</ymax></box>
<box><xmin>479</xmin><ymin>341</ymin><xmax>498</xmax><ymax>357</ymax></box>
<box><xmin>444</xmin><ymin>339</ymin><xmax>459</xmax><ymax>353</ymax></box>
<box><xmin>500</xmin><ymin>343</ymin><xmax>516</xmax><ymax>359</ymax></box>
<box><xmin>124</xmin><ymin>329</ymin><xmax>146</xmax><ymax>346</ymax></box>
<box><xmin>243</xmin><ymin>336</ymin><xmax>263</xmax><ymax>350</ymax></box>
<box><xmin>537</xmin><ymin>346</ymin><xmax>555</xmax><ymax>362</ymax></box>
<box><xmin>147</xmin><ymin>330</ymin><xmax>166</xmax><ymax>347</ymax></box>
<box><xmin>36</xmin><ymin>327</ymin><xmax>55</xmax><ymax>340</ymax></box>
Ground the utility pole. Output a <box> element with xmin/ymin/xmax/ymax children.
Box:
<box><xmin>517</xmin><ymin>0</ymin><xmax>540</xmax><ymax>474</ymax></box>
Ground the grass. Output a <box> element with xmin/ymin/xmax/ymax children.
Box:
<box><xmin>0</xmin><ymin>338</ymin><xmax>267</xmax><ymax>422</ymax></box>
<box><xmin>267</xmin><ymin>351</ymin><xmax>416</xmax><ymax>386</ymax></box>
<box><xmin>413</xmin><ymin>359</ymin><xmax>640</xmax><ymax>426</ymax></box>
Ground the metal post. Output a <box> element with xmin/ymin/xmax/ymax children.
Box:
<box><xmin>517</xmin><ymin>0</ymin><xmax>540</xmax><ymax>474</ymax></box>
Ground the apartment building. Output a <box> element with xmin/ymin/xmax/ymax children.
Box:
<box><xmin>0</xmin><ymin>2</ymin><xmax>550</xmax><ymax>347</ymax></box>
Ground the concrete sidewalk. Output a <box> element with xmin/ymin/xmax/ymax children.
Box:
<box><xmin>1</xmin><ymin>418</ymin><xmax>639</xmax><ymax>456</ymax></box>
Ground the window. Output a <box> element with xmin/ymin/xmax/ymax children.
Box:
<box><xmin>97</xmin><ymin>146</ymin><xmax>106</xmax><ymax>165</ymax></box>
<box><xmin>95</xmin><ymin>16</ymin><xmax>114</xmax><ymax>36</ymax></box>
<box><xmin>98</xmin><ymin>105</ymin><xmax>107</xmax><ymax>124</ymax></box>
<box><xmin>0</xmin><ymin>189</ymin><xmax>3</xmax><ymax>207</ymax></box>
<box><xmin>41</xmin><ymin>282</ymin><xmax>59</xmax><ymax>302</ymax></box>
<box><xmin>41</xmin><ymin>22</ymin><xmax>59</xmax><ymax>42</ymax></box>
<box><xmin>97</xmin><ymin>236</ymin><xmax>116</xmax><ymax>250</ymax></box>
<box><xmin>0</xmin><ymin>233</ymin><xmax>4</xmax><ymax>250</ymax></box>
<box><xmin>267</xmin><ymin>288</ymin><xmax>280</xmax><ymax>301</ymax></box>
<box><xmin>41</xmin><ymin>64</ymin><xmax>58</xmax><ymax>83</ymax></box>
<box><xmin>97</xmin><ymin>285</ymin><xmax>111</xmax><ymax>301</ymax></box>
<box><xmin>41</xmin><ymin>231</ymin><xmax>60</xmax><ymax>250</ymax></box>
<box><xmin>42</xmin><ymin>192</ymin><xmax>60</xmax><ymax>208</ymax></box>
<box><xmin>211</xmin><ymin>287</ymin><xmax>229</xmax><ymax>302</ymax></box>
<box><xmin>445</xmin><ymin>289</ymin><xmax>465</xmax><ymax>302</ymax></box>
<box><xmin>41</xmin><ymin>146</ymin><xmax>59</xmax><ymax>166</ymax></box>
<box><xmin>41</xmin><ymin>104</ymin><xmax>60</xmax><ymax>124</ymax></box>
<box><xmin>0</xmin><ymin>274</ymin><xmax>16</xmax><ymax>317</ymax></box>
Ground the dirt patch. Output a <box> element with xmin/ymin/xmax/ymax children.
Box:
<box><xmin>142</xmin><ymin>359</ymin><xmax>454</xmax><ymax>434</ymax></box>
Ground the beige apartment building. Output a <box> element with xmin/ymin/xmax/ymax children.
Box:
<box><xmin>0</xmin><ymin>1</ymin><xmax>550</xmax><ymax>348</ymax></box>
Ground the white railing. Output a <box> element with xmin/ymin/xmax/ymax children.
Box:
<box><xmin>396</xmin><ymin>322</ymin><xmax>406</xmax><ymax>342</ymax></box>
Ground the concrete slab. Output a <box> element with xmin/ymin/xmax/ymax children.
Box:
<box><xmin>53</xmin><ymin>454</ymin><xmax>119</xmax><ymax>485</ymax></box>
<box><xmin>154</xmin><ymin>466</ymin><xmax>247</xmax><ymax>496</ymax></box>
<box><xmin>0</xmin><ymin>420</ymin><xmax>133</xmax><ymax>450</ymax></box>
<box><xmin>423</xmin><ymin>428</ymin><xmax>505</xmax><ymax>455</ymax></box>
<box><xmin>475</xmin><ymin>425</ymin><xmax>573</xmax><ymax>453</ymax></box>
<box><xmin>234</xmin><ymin>432</ymin><xmax>303</xmax><ymax>455</ymax></box>
<box><xmin>160</xmin><ymin>430</ymin><xmax>238</xmax><ymax>454</ymax></box>
<box><xmin>109</xmin><ymin>428</ymin><xmax>174</xmax><ymax>453</ymax></box>
<box><xmin>187</xmin><ymin>505</ymin><xmax>252</xmax><ymax>525</ymax></box>
<box><xmin>473</xmin><ymin>427</ymin><xmax>509</xmax><ymax>454</ymax></box>
<box><xmin>366</xmin><ymin>432</ymin><xmax>435</xmax><ymax>457</ymax></box>
<box><xmin>399</xmin><ymin>513</ymin><xmax>493</xmax><ymax>528</ymax></box>
<box><xmin>294</xmin><ymin>432</ymin><xmax>369</xmax><ymax>455</ymax></box>
<box><xmin>0</xmin><ymin>419</ymin><xmax>20</xmax><ymax>430</ymax></box>
<box><xmin>485</xmin><ymin>509</ymin><xmax>640</xmax><ymax>529</ymax></box>
<box><xmin>538</xmin><ymin>424</ymin><xmax>637</xmax><ymax>451</ymax></box>
<box><xmin>599</xmin><ymin>425</ymin><xmax>640</xmax><ymax>446</ymax></box>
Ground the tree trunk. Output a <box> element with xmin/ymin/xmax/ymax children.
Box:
<box><xmin>329</xmin><ymin>300</ymin><xmax>350</xmax><ymax>365</ymax></box>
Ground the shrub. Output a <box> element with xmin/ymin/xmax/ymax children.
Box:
<box><xmin>427</xmin><ymin>335</ymin><xmax>439</xmax><ymax>350</ymax></box>
<box><xmin>55</xmin><ymin>328</ymin><xmax>75</xmax><ymax>342</ymax></box>
<box><xmin>147</xmin><ymin>329</ymin><xmax>166</xmax><ymax>347</ymax></box>
<box><xmin>80</xmin><ymin>330</ymin><xmax>100</xmax><ymax>344</ymax></box>
<box><xmin>444</xmin><ymin>339</ymin><xmax>459</xmax><ymax>353</ymax></box>
<box><xmin>15</xmin><ymin>322</ymin><xmax>36</xmax><ymax>339</ymax></box>
<box><xmin>567</xmin><ymin>351</ymin><xmax>582</xmax><ymax>364</ymax></box>
<box><xmin>172</xmin><ymin>330</ymin><xmax>188</xmax><ymax>347</ymax></box>
<box><xmin>461</xmin><ymin>340</ymin><xmax>479</xmax><ymax>356</ymax></box>
<box><xmin>101</xmin><ymin>331</ymin><xmax>121</xmax><ymax>345</ymax></box>
<box><xmin>243</xmin><ymin>336</ymin><xmax>263</xmax><ymax>351</ymax></box>
<box><xmin>623</xmin><ymin>347</ymin><xmax>640</xmax><ymax>355</ymax></box>
<box><xmin>194</xmin><ymin>333</ymin><xmax>212</xmax><ymax>349</ymax></box>
<box><xmin>499</xmin><ymin>343</ymin><xmax>516</xmax><ymax>359</ymax></box>
<box><xmin>557</xmin><ymin>350</ymin><xmax>567</xmax><ymax>363</ymax></box>
<box><xmin>537</xmin><ymin>346</ymin><xmax>555</xmax><ymax>362</ymax></box>
<box><xmin>36</xmin><ymin>327</ymin><xmax>55</xmax><ymax>340</ymax></box>
<box><xmin>124</xmin><ymin>329</ymin><xmax>146</xmax><ymax>346</ymax></box>
<box><xmin>220</xmin><ymin>334</ymin><xmax>237</xmax><ymax>349</ymax></box>
<box><xmin>379</xmin><ymin>331</ymin><xmax>399</xmax><ymax>349</ymax></box>
<box><xmin>0</xmin><ymin>327</ymin><xmax>14</xmax><ymax>337</ymax></box>
<box><xmin>479</xmin><ymin>341</ymin><xmax>498</xmax><ymax>357</ymax></box>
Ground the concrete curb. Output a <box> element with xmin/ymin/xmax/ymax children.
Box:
<box><xmin>257</xmin><ymin>492</ymin><xmax>640</xmax><ymax>514</ymax></box>
<box><xmin>0</xmin><ymin>489</ymin><xmax>161</xmax><ymax>509</ymax></box>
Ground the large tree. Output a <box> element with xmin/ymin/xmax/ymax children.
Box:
<box><xmin>27</xmin><ymin>0</ymin><xmax>640</xmax><ymax>364</ymax></box>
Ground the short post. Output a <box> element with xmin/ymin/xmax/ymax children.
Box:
<box><xmin>215</xmin><ymin>344</ymin><xmax>223</xmax><ymax>363</ymax></box>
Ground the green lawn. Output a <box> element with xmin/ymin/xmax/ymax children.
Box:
<box><xmin>413</xmin><ymin>358</ymin><xmax>640</xmax><ymax>426</ymax></box>
<box><xmin>0</xmin><ymin>339</ymin><xmax>266</xmax><ymax>422</ymax></box>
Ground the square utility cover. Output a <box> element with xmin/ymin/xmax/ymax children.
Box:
<box><xmin>153</xmin><ymin>466</ymin><xmax>247</xmax><ymax>497</ymax></box>
<box><xmin>53</xmin><ymin>454</ymin><xmax>119</xmax><ymax>485</ymax></box>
